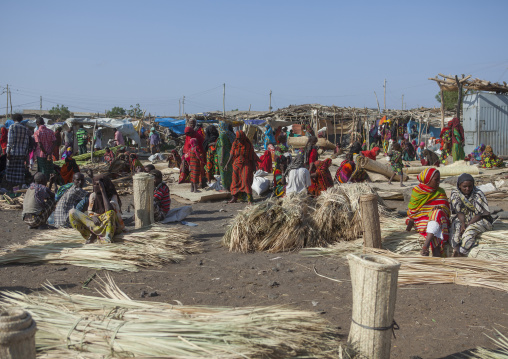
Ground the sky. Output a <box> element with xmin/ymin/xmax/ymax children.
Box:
<box><xmin>2</xmin><ymin>0</ymin><xmax>508</xmax><ymax>116</ymax></box>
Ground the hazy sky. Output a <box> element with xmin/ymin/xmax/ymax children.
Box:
<box><xmin>2</xmin><ymin>0</ymin><xmax>508</xmax><ymax>116</ymax></box>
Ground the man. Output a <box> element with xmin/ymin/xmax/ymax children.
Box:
<box><xmin>285</xmin><ymin>154</ymin><xmax>312</xmax><ymax>195</ymax></box>
<box><xmin>76</xmin><ymin>125</ymin><xmax>88</xmax><ymax>155</ymax></box>
<box><xmin>34</xmin><ymin>117</ymin><xmax>57</xmax><ymax>178</ymax></box>
<box><xmin>149</xmin><ymin>128</ymin><xmax>160</xmax><ymax>154</ymax></box>
<box><xmin>53</xmin><ymin>127</ymin><xmax>62</xmax><ymax>160</ymax></box>
<box><xmin>54</xmin><ymin>172</ymin><xmax>87</xmax><ymax>228</ymax></box>
<box><xmin>151</xmin><ymin>169</ymin><xmax>170</xmax><ymax>222</ymax></box>
<box><xmin>62</xmin><ymin>127</ymin><xmax>74</xmax><ymax>150</ymax></box>
<box><xmin>22</xmin><ymin>172</ymin><xmax>57</xmax><ymax>228</ymax></box>
<box><xmin>6</xmin><ymin>114</ymin><xmax>31</xmax><ymax>189</ymax></box>
<box><xmin>114</xmin><ymin>129</ymin><xmax>125</xmax><ymax>146</ymax></box>
<box><xmin>94</xmin><ymin>127</ymin><xmax>103</xmax><ymax>151</ymax></box>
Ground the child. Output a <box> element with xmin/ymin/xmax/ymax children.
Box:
<box><xmin>388</xmin><ymin>143</ymin><xmax>404</xmax><ymax>187</ymax></box>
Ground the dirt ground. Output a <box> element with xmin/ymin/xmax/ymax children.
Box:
<box><xmin>1</xmin><ymin>191</ymin><xmax>508</xmax><ymax>358</ymax></box>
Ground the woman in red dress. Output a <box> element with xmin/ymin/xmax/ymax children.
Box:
<box><xmin>189</xmin><ymin>138</ymin><xmax>205</xmax><ymax>193</ymax></box>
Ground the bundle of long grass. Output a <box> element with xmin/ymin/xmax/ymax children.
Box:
<box><xmin>223</xmin><ymin>184</ymin><xmax>393</xmax><ymax>253</ymax></box>
<box><xmin>54</xmin><ymin>145</ymin><xmax>123</xmax><ymax>166</ymax></box>
<box><xmin>470</xmin><ymin>330</ymin><xmax>508</xmax><ymax>358</ymax></box>
<box><xmin>0</xmin><ymin>224</ymin><xmax>201</xmax><ymax>271</ymax></box>
<box><xmin>0</xmin><ymin>276</ymin><xmax>340</xmax><ymax>358</ymax></box>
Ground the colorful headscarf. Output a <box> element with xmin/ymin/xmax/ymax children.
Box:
<box><xmin>218</xmin><ymin>121</ymin><xmax>236</xmax><ymax>144</ymax></box>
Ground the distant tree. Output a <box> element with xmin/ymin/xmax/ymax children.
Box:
<box><xmin>107</xmin><ymin>106</ymin><xmax>127</xmax><ymax>117</ymax></box>
<box><xmin>231</xmin><ymin>108</ymin><xmax>239</xmax><ymax>111</ymax></box>
<box><xmin>127</xmin><ymin>104</ymin><xmax>143</xmax><ymax>118</ymax></box>
<box><xmin>48</xmin><ymin>104</ymin><xmax>72</xmax><ymax>121</ymax></box>
<box><xmin>435</xmin><ymin>89</ymin><xmax>467</xmax><ymax>111</ymax></box>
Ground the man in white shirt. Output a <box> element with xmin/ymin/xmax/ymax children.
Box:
<box><xmin>285</xmin><ymin>154</ymin><xmax>311</xmax><ymax>194</ymax></box>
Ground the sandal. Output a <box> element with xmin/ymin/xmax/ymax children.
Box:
<box><xmin>421</xmin><ymin>246</ymin><xmax>430</xmax><ymax>256</ymax></box>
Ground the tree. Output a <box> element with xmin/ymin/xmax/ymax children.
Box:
<box><xmin>435</xmin><ymin>89</ymin><xmax>466</xmax><ymax>111</ymax></box>
<box><xmin>48</xmin><ymin>104</ymin><xmax>72</xmax><ymax>121</ymax></box>
<box><xmin>127</xmin><ymin>104</ymin><xmax>143</xmax><ymax>118</ymax></box>
<box><xmin>107</xmin><ymin>106</ymin><xmax>126</xmax><ymax>117</ymax></box>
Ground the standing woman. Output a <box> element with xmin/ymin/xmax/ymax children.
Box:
<box><xmin>263</xmin><ymin>124</ymin><xmax>275</xmax><ymax>150</ymax></box>
<box><xmin>69</xmin><ymin>174</ymin><xmax>124</xmax><ymax>243</ymax></box>
<box><xmin>216</xmin><ymin>122</ymin><xmax>235</xmax><ymax>191</ymax></box>
<box><xmin>225</xmin><ymin>130</ymin><xmax>259</xmax><ymax>204</ymax></box>
<box><xmin>0</xmin><ymin>125</ymin><xmax>7</xmax><ymax>155</ymax></box>
<box><xmin>308</xmin><ymin>158</ymin><xmax>334</xmax><ymax>196</ymax></box>
<box><xmin>189</xmin><ymin>138</ymin><xmax>205</xmax><ymax>192</ymax></box>
<box><xmin>448</xmin><ymin>118</ymin><xmax>465</xmax><ymax>161</ymax></box>
<box><xmin>258</xmin><ymin>149</ymin><xmax>273</xmax><ymax>173</ymax></box>
<box><xmin>450</xmin><ymin>174</ymin><xmax>493</xmax><ymax>257</ymax></box>
<box><xmin>406</xmin><ymin>168</ymin><xmax>450</xmax><ymax>257</ymax></box>
<box><xmin>304</xmin><ymin>136</ymin><xmax>319</xmax><ymax>168</ymax></box>
<box><xmin>203</xmin><ymin>125</ymin><xmax>219</xmax><ymax>183</ymax></box>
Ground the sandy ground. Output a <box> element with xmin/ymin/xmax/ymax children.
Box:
<box><xmin>1</xmin><ymin>188</ymin><xmax>508</xmax><ymax>358</ymax></box>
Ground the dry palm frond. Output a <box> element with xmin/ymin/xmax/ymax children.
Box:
<box><xmin>469</xmin><ymin>330</ymin><xmax>508</xmax><ymax>358</ymax></box>
<box><xmin>223</xmin><ymin>183</ymin><xmax>394</xmax><ymax>253</ymax></box>
<box><xmin>0</xmin><ymin>275</ymin><xmax>340</xmax><ymax>358</ymax></box>
<box><xmin>0</xmin><ymin>224</ymin><xmax>201</xmax><ymax>272</ymax></box>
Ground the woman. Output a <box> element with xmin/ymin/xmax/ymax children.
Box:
<box><xmin>470</xmin><ymin>144</ymin><xmax>485</xmax><ymax>162</ymax></box>
<box><xmin>421</xmin><ymin>149</ymin><xmax>440</xmax><ymax>167</ymax></box>
<box><xmin>274</xmin><ymin>134</ymin><xmax>289</xmax><ymax>160</ymax></box>
<box><xmin>69</xmin><ymin>174</ymin><xmax>124</xmax><ymax>243</ymax></box>
<box><xmin>402</xmin><ymin>141</ymin><xmax>415</xmax><ymax>161</ymax></box>
<box><xmin>382</xmin><ymin>127</ymin><xmax>391</xmax><ymax>155</ymax></box>
<box><xmin>103</xmin><ymin>147</ymin><xmax>115</xmax><ymax>164</ymax></box>
<box><xmin>216</xmin><ymin>122</ymin><xmax>235</xmax><ymax>191</ymax></box>
<box><xmin>225</xmin><ymin>130</ymin><xmax>259</xmax><ymax>204</ymax></box>
<box><xmin>448</xmin><ymin>118</ymin><xmax>465</xmax><ymax>161</ymax></box>
<box><xmin>480</xmin><ymin>145</ymin><xmax>504</xmax><ymax>168</ymax></box>
<box><xmin>167</xmin><ymin>149</ymin><xmax>182</xmax><ymax>168</ymax></box>
<box><xmin>304</xmin><ymin>136</ymin><xmax>319</xmax><ymax>168</ymax></box>
<box><xmin>416</xmin><ymin>142</ymin><xmax>425</xmax><ymax>161</ymax></box>
<box><xmin>60</xmin><ymin>154</ymin><xmax>80</xmax><ymax>185</ymax></box>
<box><xmin>388</xmin><ymin>143</ymin><xmax>404</xmax><ymax>187</ymax></box>
<box><xmin>203</xmin><ymin>125</ymin><xmax>219</xmax><ymax>182</ymax></box>
<box><xmin>361</xmin><ymin>146</ymin><xmax>380</xmax><ymax>161</ymax></box>
<box><xmin>336</xmin><ymin>153</ymin><xmax>356</xmax><ymax>183</ymax></box>
<box><xmin>0</xmin><ymin>125</ymin><xmax>7</xmax><ymax>155</ymax></box>
<box><xmin>263</xmin><ymin>124</ymin><xmax>275</xmax><ymax>150</ymax></box>
<box><xmin>450</xmin><ymin>173</ymin><xmax>493</xmax><ymax>257</ymax></box>
<box><xmin>439</xmin><ymin>123</ymin><xmax>452</xmax><ymax>164</ymax></box>
<box><xmin>305</xmin><ymin>124</ymin><xmax>315</xmax><ymax>137</ymax></box>
<box><xmin>189</xmin><ymin>138</ymin><xmax>205</xmax><ymax>192</ymax></box>
<box><xmin>258</xmin><ymin>150</ymin><xmax>272</xmax><ymax>173</ymax></box>
<box><xmin>350</xmin><ymin>140</ymin><xmax>362</xmax><ymax>155</ymax></box>
<box><xmin>129</xmin><ymin>153</ymin><xmax>143</xmax><ymax>173</ymax></box>
<box><xmin>308</xmin><ymin>158</ymin><xmax>334</xmax><ymax>196</ymax></box>
<box><xmin>406</xmin><ymin>168</ymin><xmax>450</xmax><ymax>257</ymax></box>
<box><xmin>273</xmin><ymin>155</ymin><xmax>288</xmax><ymax>197</ymax></box>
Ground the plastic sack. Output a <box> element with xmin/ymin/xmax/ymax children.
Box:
<box><xmin>161</xmin><ymin>205</ymin><xmax>193</xmax><ymax>223</ymax></box>
<box><xmin>252</xmin><ymin>176</ymin><xmax>270</xmax><ymax>196</ymax></box>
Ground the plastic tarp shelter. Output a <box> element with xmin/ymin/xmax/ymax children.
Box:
<box><xmin>155</xmin><ymin>118</ymin><xmax>186</xmax><ymax>135</ymax></box>
<box><xmin>65</xmin><ymin>117</ymin><xmax>140</xmax><ymax>144</ymax></box>
<box><xmin>244</xmin><ymin>119</ymin><xmax>266</xmax><ymax>125</ymax></box>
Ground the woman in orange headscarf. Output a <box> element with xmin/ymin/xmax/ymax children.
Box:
<box><xmin>406</xmin><ymin>168</ymin><xmax>450</xmax><ymax>257</ymax></box>
<box><xmin>225</xmin><ymin>130</ymin><xmax>259</xmax><ymax>204</ymax></box>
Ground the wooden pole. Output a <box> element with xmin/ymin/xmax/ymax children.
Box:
<box><xmin>347</xmin><ymin>253</ymin><xmax>400</xmax><ymax>359</ymax></box>
<box><xmin>6</xmin><ymin>84</ymin><xmax>9</xmax><ymax>120</ymax></box>
<box><xmin>383</xmin><ymin>79</ymin><xmax>387</xmax><ymax>112</ymax></box>
<box><xmin>455</xmin><ymin>75</ymin><xmax>463</xmax><ymax>121</ymax></box>
<box><xmin>0</xmin><ymin>308</ymin><xmax>37</xmax><ymax>359</ymax></box>
<box><xmin>374</xmin><ymin>91</ymin><xmax>381</xmax><ymax>115</ymax></box>
<box><xmin>9</xmin><ymin>90</ymin><xmax>12</xmax><ymax>119</ymax></box>
<box><xmin>333</xmin><ymin>105</ymin><xmax>337</xmax><ymax>144</ymax></box>
<box><xmin>223</xmin><ymin>83</ymin><xmax>226</xmax><ymax>117</ymax></box>
<box><xmin>133</xmin><ymin>173</ymin><xmax>154</xmax><ymax>228</ymax></box>
<box><xmin>440</xmin><ymin>87</ymin><xmax>445</xmax><ymax>129</ymax></box>
<box><xmin>360</xmin><ymin>194</ymin><xmax>382</xmax><ymax>249</ymax></box>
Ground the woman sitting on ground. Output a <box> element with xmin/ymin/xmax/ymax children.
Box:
<box><xmin>273</xmin><ymin>155</ymin><xmax>289</xmax><ymax>197</ymax></box>
<box><xmin>335</xmin><ymin>153</ymin><xmax>368</xmax><ymax>183</ymax></box>
<box><xmin>308</xmin><ymin>158</ymin><xmax>334</xmax><ymax>196</ymax></box>
<box><xmin>406</xmin><ymin>168</ymin><xmax>450</xmax><ymax>257</ymax></box>
<box><xmin>402</xmin><ymin>141</ymin><xmax>416</xmax><ymax>161</ymax></box>
<box><xmin>304</xmin><ymin>136</ymin><xmax>319</xmax><ymax>168</ymax></box>
<box><xmin>60</xmin><ymin>149</ymin><xmax>80</xmax><ymax>185</ymax></box>
<box><xmin>360</xmin><ymin>146</ymin><xmax>380</xmax><ymax>161</ymax></box>
<box><xmin>450</xmin><ymin>174</ymin><xmax>493</xmax><ymax>257</ymax></box>
<box><xmin>480</xmin><ymin>145</ymin><xmax>504</xmax><ymax>168</ymax></box>
<box><xmin>104</xmin><ymin>147</ymin><xmax>115</xmax><ymax>164</ymax></box>
<box><xmin>469</xmin><ymin>144</ymin><xmax>485</xmax><ymax>162</ymax></box>
<box><xmin>258</xmin><ymin>149</ymin><xmax>272</xmax><ymax>173</ymax></box>
<box><xmin>69</xmin><ymin>174</ymin><xmax>124</xmax><ymax>244</ymax></box>
<box><xmin>167</xmin><ymin>149</ymin><xmax>182</xmax><ymax>168</ymax></box>
<box><xmin>421</xmin><ymin>149</ymin><xmax>440</xmax><ymax>167</ymax></box>
<box><xmin>285</xmin><ymin>154</ymin><xmax>311</xmax><ymax>195</ymax></box>
<box><xmin>129</xmin><ymin>153</ymin><xmax>144</xmax><ymax>173</ymax></box>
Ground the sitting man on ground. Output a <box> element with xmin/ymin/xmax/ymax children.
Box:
<box><xmin>54</xmin><ymin>172</ymin><xmax>88</xmax><ymax>228</ymax></box>
<box><xmin>151</xmin><ymin>169</ymin><xmax>171</xmax><ymax>222</ymax></box>
<box><xmin>22</xmin><ymin>172</ymin><xmax>57</xmax><ymax>229</ymax></box>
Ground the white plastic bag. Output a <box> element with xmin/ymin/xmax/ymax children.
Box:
<box><xmin>252</xmin><ymin>176</ymin><xmax>270</xmax><ymax>195</ymax></box>
<box><xmin>162</xmin><ymin>205</ymin><xmax>193</xmax><ymax>223</ymax></box>
<box><xmin>254</xmin><ymin>170</ymin><xmax>269</xmax><ymax>177</ymax></box>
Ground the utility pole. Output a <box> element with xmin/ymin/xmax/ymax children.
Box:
<box><xmin>40</xmin><ymin>96</ymin><xmax>42</xmax><ymax>111</ymax></box>
<box><xmin>182</xmin><ymin>96</ymin><xmax>185</xmax><ymax>114</ymax></box>
<box><xmin>9</xmin><ymin>90</ymin><xmax>12</xmax><ymax>118</ymax></box>
<box><xmin>223</xmin><ymin>83</ymin><xmax>226</xmax><ymax>117</ymax></box>
<box><xmin>6</xmin><ymin>84</ymin><xmax>8</xmax><ymax>120</ymax></box>
<box><xmin>383</xmin><ymin>79</ymin><xmax>386</xmax><ymax>112</ymax></box>
<box><xmin>269</xmin><ymin>90</ymin><xmax>272</xmax><ymax>112</ymax></box>
<box><xmin>374</xmin><ymin>91</ymin><xmax>381</xmax><ymax>115</ymax></box>
<box><xmin>179</xmin><ymin>99</ymin><xmax>181</xmax><ymax>116</ymax></box>
<box><xmin>401</xmin><ymin>94</ymin><xmax>404</xmax><ymax>110</ymax></box>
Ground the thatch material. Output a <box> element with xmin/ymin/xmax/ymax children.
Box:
<box><xmin>0</xmin><ymin>276</ymin><xmax>340</xmax><ymax>358</ymax></box>
<box><xmin>470</xmin><ymin>330</ymin><xmax>508</xmax><ymax>358</ymax></box>
<box><xmin>223</xmin><ymin>184</ymin><xmax>393</xmax><ymax>253</ymax></box>
<box><xmin>0</xmin><ymin>224</ymin><xmax>201</xmax><ymax>272</ymax></box>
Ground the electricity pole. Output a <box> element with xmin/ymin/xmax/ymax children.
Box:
<box><xmin>401</xmin><ymin>94</ymin><xmax>404</xmax><ymax>110</ymax></box>
<box><xmin>9</xmin><ymin>90</ymin><xmax>12</xmax><ymax>118</ymax></box>
<box><xmin>182</xmin><ymin>96</ymin><xmax>185</xmax><ymax>114</ymax></box>
<box><xmin>269</xmin><ymin>90</ymin><xmax>272</xmax><ymax>112</ymax></box>
<box><xmin>6</xmin><ymin>84</ymin><xmax>8</xmax><ymax>120</ymax></box>
<box><xmin>40</xmin><ymin>96</ymin><xmax>42</xmax><ymax>111</ymax></box>
<box><xmin>179</xmin><ymin>99</ymin><xmax>181</xmax><ymax>116</ymax></box>
<box><xmin>223</xmin><ymin>83</ymin><xmax>226</xmax><ymax>117</ymax></box>
<box><xmin>383</xmin><ymin>79</ymin><xmax>386</xmax><ymax>112</ymax></box>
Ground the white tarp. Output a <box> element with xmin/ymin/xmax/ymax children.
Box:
<box><xmin>65</xmin><ymin>117</ymin><xmax>140</xmax><ymax>144</ymax></box>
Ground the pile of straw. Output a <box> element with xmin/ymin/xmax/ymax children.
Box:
<box><xmin>0</xmin><ymin>224</ymin><xmax>201</xmax><ymax>272</ymax></box>
<box><xmin>223</xmin><ymin>183</ymin><xmax>392</xmax><ymax>253</ymax></box>
<box><xmin>0</xmin><ymin>276</ymin><xmax>340</xmax><ymax>358</ymax></box>
<box><xmin>470</xmin><ymin>330</ymin><xmax>508</xmax><ymax>358</ymax></box>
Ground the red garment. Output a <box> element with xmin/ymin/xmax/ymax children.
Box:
<box><xmin>154</xmin><ymin>182</ymin><xmax>171</xmax><ymax>213</ymax></box>
<box><xmin>308</xmin><ymin>148</ymin><xmax>318</xmax><ymax>164</ymax></box>
<box><xmin>183</xmin><ymin>127</ymin><xmax>204</xmax><ymax>155</ymax></box>
<box><xmin>189</xmin><ymin>138</ymin><xmax>204</xmax><ymax>184</ymax></box>
<box><xmin>448</xmin><ymin>118</ymin><xmax>464</xmax><ymax>145</ymax></box>
<box><xmin>0</xmin><ymin>127</ymin><xmax>7</xmax><ymax>150</ymax></box>
<box><xmin>258</xmin><ymin>150</ymin><xmax>272</xmax><ymax>173</ymax></box>
<box><xmin>229</xmin><ymin>131</ymin><xmax>259</xmax><ymax>196</ymax></box>
<box><xmin>308</xmin><ymin>159</ymin><xmax>333</xmax><ymax>196</ymax></box>
<box><xmin>361</xmin><ymin>147</ymin><xmax>380</xmax><ymax>161</ymax></box>
<box><xmin>34</xmin><ymin>125</ymin><xmax>56</xmax><ymax>158</ymax></box>
<box><xmin>275</xmin><ymin>126</ymin><xmax>282</xmax><ymax>144</ymax></box>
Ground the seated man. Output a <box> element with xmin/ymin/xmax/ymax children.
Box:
<box><xmin>22</xmin><ymin>172</ymin><xmax>57</xmax><ymax>228</ymax></box>
<box><xmin>54</xmin><ymin>173</ymin><xmax>88</xmax><ymax>228</ymax></box>
<box><xmin>151</xmin><ymin>169</ymin><xmax>170</xmax><ymax>222</ymax></box>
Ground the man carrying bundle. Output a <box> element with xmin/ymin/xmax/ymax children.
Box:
<box><xmin>22</xmin><ymin>172</ymin><xmax>57</xmax><ymax>229</ymax></box>
<box><xmin>54</xmin><ymin>172</ymin><xmax>88</xmax><ymax>228</ymax></box>
<box><xmin>151</xmin><ymin>169</ymin><xmax>171</xmax><ymax>222</ymax></box>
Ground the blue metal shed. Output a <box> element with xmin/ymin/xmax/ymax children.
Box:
<box><xmin>462</xmin><ymin>92</ymin><xmax>508</xmax><ymax>156</ymax></box>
